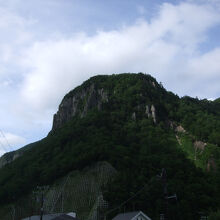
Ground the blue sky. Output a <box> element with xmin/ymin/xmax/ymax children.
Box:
<box><xmin>0</xmin><ymin>0</ymin><xmax>220</xmax><ymax>155</ymax></box>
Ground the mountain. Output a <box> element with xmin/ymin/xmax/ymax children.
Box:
<box><xmin>0</xmin><ymin>73</ymin><xmax>219</xmax><ymax>220</ymax></box>
<box><xmin>0</xmin><ymin>141</ymin><xmax>40</xmax><ymax>168</ymax></box>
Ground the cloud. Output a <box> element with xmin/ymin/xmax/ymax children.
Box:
<box><xmin>189</xmin><ymin>48</ymin><xmax>220</xmax><ymax>78</ymax></box>
<box><xmin>0</xmin><ymin>6</ymin><xmax>33</xmax><ymax>46</ymax></box>
<box><xmin>18</xmin><ymin>1</ymin><xmax>220</xmax><ymax>116</ymax></box>
<box><xmin>154</xmin><ymin>2</ymin><xmax>219</xmax><ymax>50</ymax></box>
<box><xmin>137</xmin><ymin>6</ymin><xmax>147</xmax><ymax>15</ymax></box>
<box><xmin>0</xmin><ymin>6</ymin><xmax>34</xmax><ymax>82</ymax></box>
<box><xmin>184</xmin><ymin>48</ymin><xmax>220</xmax><ymax>97</ymax></box>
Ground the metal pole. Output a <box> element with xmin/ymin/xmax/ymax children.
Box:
<box><xmin>161</xmin><ymin>168</ymin><xmax>168</xmax><ymax>220</ymax></box>
<box><xmin>40</xmin><ymin>192</ymin><xmax>44</xmax><ymax>220</ymax></box>
<box><xmin>11</xmin><ymin>205</ymin><xmax>15</xmax><ymax>220</ymax></box>
<box><xmin>61</xmin><ymin>190</ymin><xmax>64</xmax><ymax>213</ymax></box>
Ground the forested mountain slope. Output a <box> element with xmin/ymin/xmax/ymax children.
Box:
<box><xmin>0</xmin><ymin>73</ymin><xmax>219</xmax><ymax>220</ymax></box>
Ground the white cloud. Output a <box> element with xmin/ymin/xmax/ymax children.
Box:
<box><xmin>183</xmin><ymin>48</ymin><xmax>220</xmax><ymax>97</ymax></box>
<box><xmin>137</xmin><ymin>6</ymin><xmax>147</xmax><ymax>15</ymax></box>
<box><xmin>0</xmin><ymin>7</ymin><xmax>33</xmax><ymax>44</ymax></box>
<box><xmin>151</xmin><ymin>2</ymin><xmax>220</xmax><ymax>54</ymax></box>
<box><xmin>189</xmin><ymin>48</ymin><xmax>220</xmax><ymax>78</ymax></box>
<box><xmin>18</xmin><ymin>1</ymin><xmax>220</xmax><ymax>115</ymax></box>
<box><xmin>0</xmin><ymin>6</ymin><xmax>34</xmax><ymax>81</ymax></box>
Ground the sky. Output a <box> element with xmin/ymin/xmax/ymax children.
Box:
<box><xmin>0</xmin><ymin>0</ymin><xmax>220</xmax><ymax>155</ymax></box>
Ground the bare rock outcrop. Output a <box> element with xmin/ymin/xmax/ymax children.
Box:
<box><xmin>0</xmin><ymin>151</ymin><xmax>21</xmax><ymax>168</ymax></box>
<box><xmin>52</xmin><ymin>84</ymin><xmax>108</xmax><ymax>130</ymax></box>
<box><xmin>145</xmin><ymin>104</ymin><xmax>156</xmax><ymax>123</ymax></box>
<box><xmin>152</xmin><ymin>81</ymin><xmax>156</xmax><ymax>88</ymax></box>
<box><xmin>175</xmin><ymin>125</ymin><xmax>186</xmax><ymax>133</ymax></box>
<box><xmin>145</xmin><ymin>105</ymin><xmax>151</xmax><ymax>118</ymax></box>
<box><xmin>176</xmin><ymin>135</ymin><xmax>182</xmax><ymax>145</ymax></box>
<box><xmin>194</xmin><ymin>141</ymin><xmax>207</xmax><ymax>152</ymax></box>
<box><xmin>131</xmin><ymin>112</ymin><xmax>136</xmax><ymax>120</ymax></box>
<box><xmin>207</xmin><ymin>157</ymin><xmax>216</xmax><ymax>172</ymax></box>
<box><xmin>151</xmin><ymin>105</ymin><xmax>156</xmax><ymax>123</ymax></box>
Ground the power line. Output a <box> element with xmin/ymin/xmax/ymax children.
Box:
<box><xmin>50</xmin><ymin>174</ymin><xmax>70</xmax><ymax>213</ymax></box>
<box><xmin>0</xmin><ymin>129</ymin><xmax>12</xmax><ymax>150</ymax></box>
<box><xmin>0</xmin><ymin>139</ymin><xmax>7</xmax><ymax>152</ymax></box>
<box><xmin>0</xmin><ymin>131</ymin><xmax>9</xmax><ymax>154</ymax></box>
<box><xmin>104</xmin><ymin>183</ymin><xmax>148</xmax><ymax>219</ymax></box>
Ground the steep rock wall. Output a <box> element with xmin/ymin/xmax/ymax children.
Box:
<box><xmin>52</xmin><ymin>84</ymin><xmax>108</xmax><ymax>130</ymax></box>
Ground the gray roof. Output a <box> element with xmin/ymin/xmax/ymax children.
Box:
<box><xmin>22</xmin><ymin>213</ymin><xmax>65</xmax><ymax>220</ymax></box>
<box><xmin>52</xmin><ymin>214</ymin><xmax>78</xmax><ymax>220</ymax></box>
<box><xmin>112</xmin><ymin>211</ymin><xmax>151</xmax><ymax>220</ymax></box>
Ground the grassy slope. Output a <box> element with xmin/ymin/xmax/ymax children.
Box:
<box><xmin>176</xmin><ymin>132</ymin><xmax>220</xmax><ymax>171</ymax></box>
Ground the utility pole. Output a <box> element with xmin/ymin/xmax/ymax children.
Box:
<box><xmin>29</xmin><ymin>194</ymin><xmax>35</xmax><ymax>220</ymax></box>
<box><xmin>161</xmin><ymin>168</ymin><xmax>168</xmax><ymax>220</ymax></box>
<box><xmin>158</xmin><ymin>168</ymin><xmax>177</xmax><ymax>220</ymax></box>
<box><xmin>10</xmin><ymin>205</ymin><xmax>15</xmax><ymax>220</ymax></box>
<box><xmin>61</xmin><ymin>190</ymin><xmax>64</xmax><ymax>213</ymax></box>
<box><xmin>33</xmin><ymin>186</ymin><xmax>49</xmax><ymax>220</ymax></box>
<box><xmin>40</xmin><ymin>191</ymin><xmax>44</xmax><ymax>220</ymax></box>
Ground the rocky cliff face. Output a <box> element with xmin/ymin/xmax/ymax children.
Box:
<box><xmin>52</xmin><ymin>83</ymin><xmax>108</xmax><ymax>130</ymax></box>
<box><xmin>145</xmin><ymin>104</ymin><xmax>156</xmax><ymax>123</ymax></box>
<box><xmin>52</xmin><ymin>74</ymin><xmax>161</xmax><ymax>130</ymax></box>
<box><xmin>0</xmin><ymin>151</ymin><xmax>22</xmax><ymax>168</ymax></box>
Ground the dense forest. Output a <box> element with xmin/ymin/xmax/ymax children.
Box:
<box><xmin>0</xmin><ymin>73</ymin><xmax>219</xmax><ymax>219</ymax></box>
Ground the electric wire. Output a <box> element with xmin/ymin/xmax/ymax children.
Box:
<box><xmin>0</xmin><ymin>129</ymin><xmax>12</xmax><ymax>150</ymax></box>
<box><xmin>104</xmin><ymin>183</ymin><xmax>148</xmax><ymax>216</ymax></box>
<box><xmin>0</xmin><ymin>130</ymin><xmax>10</xmax><ymax>154</ymax></box>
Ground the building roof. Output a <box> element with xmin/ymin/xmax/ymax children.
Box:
<box><xmin>112</xmin><ymin>211</ymin><xmax>151</xmax><ymax>220</ymax></box>
<box><xmin>22</xmin><ymin>214</ymin><xmax>61</xmax><ymax>220</ymax></box>
<box><xmin>52</xmin><ymin>214</ymin><xmax>78</xmax><ymax>220</ymax></box>
<box><xmin>22</xmin><ymin>213</ymin><xmax>77</xmax><ymax>220</ymax></box>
